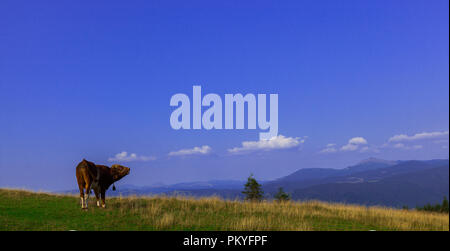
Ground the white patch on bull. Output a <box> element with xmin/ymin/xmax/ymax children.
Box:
<box><xmin>80</xmin><ymin>197</ymin><xmax>85</xmax><ymax>208</ymax></box>
<box><xmin>97</xmin><ymin>200</ymin><xmax>100</xmax><ymax>207</ymax></box>
<box><xmin>84</xmin><ymin>193</ymin><xmax>89</xmax><ymax>208</ymax></box>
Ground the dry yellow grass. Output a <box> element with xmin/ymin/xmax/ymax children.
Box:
<box><xmin>106</xmin><ymin>195</ymin><xmax>448</xmax><ymax>231</ymax></box>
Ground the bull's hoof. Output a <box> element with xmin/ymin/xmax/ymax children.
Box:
<box><xmin>82</xmin><ymin>207</ymin><xmax>88</xmax><ymax>210</ymax></box>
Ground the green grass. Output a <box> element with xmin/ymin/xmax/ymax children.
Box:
<box><xmin>0</xmin><ymin>189</ymin><xmax>448</xmax><ymax>231</ymax></box>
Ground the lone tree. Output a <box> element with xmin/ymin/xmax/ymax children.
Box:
<box><xmin>274</xmin><ymin>187</ymin><xmax>290</xmax><ymax>202</ymax></box>
<box><xmin>242</xmin><ymin>174</ymin><xmax>264</xmax><ymax>202</ymax></box>
<box><xmin>442</xmin><ymin>196</ymin><xmax>449</xmax><ymax>213</ymax></box>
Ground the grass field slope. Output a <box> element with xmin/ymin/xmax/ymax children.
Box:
<box><xmin>0</xmin><ymin>189</ymin><xmax>448</xmax><ymax>231</ymax></box>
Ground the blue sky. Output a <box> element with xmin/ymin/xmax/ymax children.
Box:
<box><xmin>0</xmin><ymin>0</ymin><xmax>448</xmax><ymax>190</ymax></box>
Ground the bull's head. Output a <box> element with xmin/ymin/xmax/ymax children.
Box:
<box><xmin>110</xmin><ymin>164</ymin><xmax>131</xmax><ymax>181</ymax></box>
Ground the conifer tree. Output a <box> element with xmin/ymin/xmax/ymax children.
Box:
<box><xmin>242</xmin><ymin>174</ymin><xmax>264</xmax><ymax>202</ymax></box>
<box><xmin>274</xmin><ymin>187</ymin><xmax>290</xmax><ymax>202</ymax></box>
<box><xmin>441</xmin><ymin>196</ymin><xmax>449</xmax><ymax>213</ymax></box>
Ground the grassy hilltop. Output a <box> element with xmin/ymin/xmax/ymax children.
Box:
<box><xmin>0</xmin><ymin>189</ymin><xmax>448</xmax><ymax>231</ymax></box>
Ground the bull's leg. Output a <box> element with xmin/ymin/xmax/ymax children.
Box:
<box><xmin>84</xmin><ymin>183</ymin><xmax>92</xmax><ymax>209</ymax></box>
<box><xmin>80</xmin><ymin>192</ymin><xmax>85</xmax><ymax>209</ymax></box>
<box><xmin>81</xmin><ymin>193</ymin><xmax>86</xmax><ymax>209</ymax></box>
<box><xmin>94</xmin><ymin>188</ymin><xmax>101</xmax><ymax>207</ymax></box>
<box><xmin>78</xmin><ymin>184</ymin><xmax>86</xmax><ymax>209</ymax></box>
<box><xmin>84</xmin><ymin>193</ymin><xmax>89</xmax><ymax>209</ymax></box>
<box><xmin>101</xmin><ymin>189</ymin><xmax>106</xmax><ymax>208</ymax></box>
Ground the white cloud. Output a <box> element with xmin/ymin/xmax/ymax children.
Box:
<box><xmin>348</xmin><ymin>137</ymin><xmax>368</xmax><ymax>145</ymax></box>
<box><xmin>321</xmin><ymin>131</ymin><xmax>445</xmax><ymax>155</ymax></box>
<box><xmin>390</xmin><ymin>143</ymin><xmax>423</xmax><ymax>150</ymax></box>
<box><xmin>321</xmin><ymin>148</ymin><xmax>337</xmax><ymax>153</ymax></box>
<box><xmin>168</xmin><ymin>145</ymin><xmax>212</xmax><ymax>157</ymax></box>
<box><xmin>108</xmin><ymin>151</ymin><xmax>156</xmax><ymax>162</ymax></box>
<box><xmin>388</xmin><ymin>131</ymin><xmax>449</xmax><ymax>142</ymax></box>
<box><xmin>340</xmin><ymin>137</ymin><xmax>368</xmax><ymax>152</ymax></box>
<box><xmin>341</xmin><ymin>144</ymin><xmax>359</xmax><ymax>151</ymax></box>
<box><xmin>320</xmin><ymin>144</ymin><xmax>337</xmax><ymax>153</ymax></box>
<box><xmin>381</xmin><ymin>130</ymin><xmax>449</xmax><ymax>151</ymax></box>
<box><xmin>320</xmin><ymin>138</ymin><xmax>369</xmax><ymax>153</ymax></box>
<box><xmin>228</xmin><ymin>135</ymin><xmax>302</xmax><ymax>154</ymax></box>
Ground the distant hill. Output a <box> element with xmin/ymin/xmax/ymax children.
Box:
<box><xmin>262</xmin><ymin>157</ymin><xmax>398</xmax><ymax>194</ymax></box>
<box><xmin>292</xmin><ymin>165</ymin><xmax>449</xmax><ymax>208</ymax></box>
<box><xmin>270</xmin><ymin>159</ymin><xmax>449</xmax><ymax>207</ymax></box>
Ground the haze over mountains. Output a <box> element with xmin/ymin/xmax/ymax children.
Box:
<box><xmin>64</xmin><ymin>158</ymin><xmax>449</xmax><ymax>208</ymax></box>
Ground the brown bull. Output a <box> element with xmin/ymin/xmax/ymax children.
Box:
<box><xmin>76</xmin><ymin>159</ymin><xmax>130</xmax><ymax>209</ymax></box>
